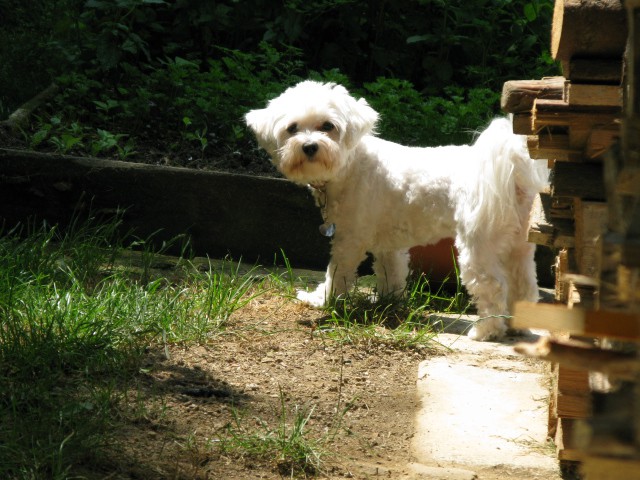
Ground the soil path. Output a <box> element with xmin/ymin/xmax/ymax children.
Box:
<box><xmin>91</xmin><ymin>258</ymin><xmax>566</xmax><ymax>479</ymax></box>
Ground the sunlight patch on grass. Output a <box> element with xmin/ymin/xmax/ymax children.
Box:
<box><xmin>0</xmin><ymin>217</ymin><xmax>272</xmax><ymax>478</ymax></box>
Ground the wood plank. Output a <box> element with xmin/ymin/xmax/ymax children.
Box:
<box><xmin>586</xmin><ymin>125</ymin><xmax>620</xmax><ymax>159</ymax></box>
<box><xmin>581</xmin><ymin>456</ymin><xmax>640</xmax><ymax>480</ymax></box>
<box><xmin>615</xmin><ymin>166</ymin><xmax>640</xmax><ymax>195</ymax></box>
<box><xmin>552</xmin><ymin>0</ymin><xmax>627</xmax><ymax>62</ymax></box>
<box><xmin>555</xmin><ymin>417</ymin><xmax>584</xmax><ymax>462</ymax></box>
<box><xmin>501</xmin><ymin>77</ymin><xmax>565</xmax><ymax>114</ymax></box>
<box><xmin>548</xmin><ymin>363</ymin><xmax>559</xmax><ymax>437</ymax></box>
<box><xmin>568</xmin><ymin>126</ymin><xmax>592</xmax><ymax>154</ymax></box>
<box><xmin>550</xmin><ymin>196</ymin><xmax>575</xmax><ymax>219</ymax></box>
<box><xmin>552</xmin><ymin>161</ymin><xmax>606</xmax><ymax>200</ymax></box>
<box><xmin>585</xmin><ymin>309</ymin><xmax>640</xmax><ymax>340</ymax></box>
<box><xmin>528</xmin><ymin>224</ymin><xmax>555</xmax><ymax>247</ymax></box>
<box><xmin>574</xmin><ymin>200</ymin><xmax>608</xmax><ymax>278</ymax></box>
<box><xmin>622</xmin><ymin>244</ymin><xmax>640</xmax><ymax>268</ymax></box>
<box><xmin>528</xmin><ymin>193</ymin><xmax>575</xmax><ymax>248</ymax></box>
<box><xmin>558</xmin><ymin>364</ymin><xmax>591</xmax><ymax>394</ymax></box>
<box><xmin>533</xmin><ymin>99</ymin><xmax>620</xmax><ymax>132</ymax></box>
<box><xmin>588</xmin><ymin>385</ymin><xmax>639</xmax><ymax>458</ymax></box>
<box><xmin>615</xmin><ymin>264</ymin><xmax>640</xmax><ymax>303</ymax></box>
<box><xmin>557</xmin><ymin>391</ymin><xmax>591</xmax><ymax>419</ymax></box>
<box><xmin>513</xmin><ymin>302</ymin><xmax>640</xmax><ymax>341</ymax></box>
<box><xmin>557</xmin><ymin>448</ymin><xmax>583</xmax><ymax>462</ymax></box>
<box><xmin>528</xmin><ymin>133</ymin><xmax>582</xmax><ymax>160</ymax></box>
<box><xmin>603</xmin><ymin>233</ymin><xmax>638</xmax><ymax>266</ymax></box>
<box><xmin>564</xmin><ymin>83</ymin><xmax>623</xmax><ymax>107</ymax></box>
<box><xmin>556</xmin><ymin>364</ymin><xmax>591</xmax><ymax>419</ymax></box>
<box><xmin>600</xmin><ymin>239</ymin><xmax>640</xmax><ymax>309</ymax></box>
<box><xmin>568</xmin><ymin>58</ymin><xmax>622</xmax><ymax>84</ymax></box>
<box><xmin>515</xmin><ymin>337</ymin><xmax>640</xmax><ymax>381</ymax></box>
<box><xmin>512</xmin><ymin>112</ymin><xmax>533</xmax><ymax>134</ymax></box>
<box><xmin>530</xmin><ymin>184</ymin><xmax>552</xmax><ymax>221</ymax></box>
<box><xmin>528</xmin><ymin>221</ymin><xmax>575</xmax><ymax>248</ymax></box>
<box><xmin>540</xmin><ymin>133</ymin><xmax>570</xmax><ymax>151</ymax></box>
<box><xmin>555</xmin><ymin>249</ymin><xmax>571</xmax><ymax>303</ymax></box>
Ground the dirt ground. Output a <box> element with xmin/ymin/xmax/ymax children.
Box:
<box><xmin>88</xmin><ymin>291</ymin><xmax>431</xmax><ymax>479</ymax></box>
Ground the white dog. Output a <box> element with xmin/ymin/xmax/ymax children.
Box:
<box><xmin>245</xmin><ymin>80</ymin><xmax>547</xmax><ymax>341</ymax></box>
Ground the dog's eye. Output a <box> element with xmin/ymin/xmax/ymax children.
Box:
<box><xmin>320</xmin><ymin>122</ymin><xmax>335</xmax><ymax>132</ymax></box>
<box><xmin>286</xmin><ymin>123</ymin><xmax>298</xmax><ymax>134</ymax></box>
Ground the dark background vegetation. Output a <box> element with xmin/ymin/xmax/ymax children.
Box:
<box><xmin>0</xmin><ymin>0</ymin><xmax>558</xmax><ymax>172</ymax></box>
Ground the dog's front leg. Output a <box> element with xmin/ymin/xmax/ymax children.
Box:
<box><xmin>297</xmin><ymin>241</ymin><xmax>366</xmax><ymax>307</ymax></box>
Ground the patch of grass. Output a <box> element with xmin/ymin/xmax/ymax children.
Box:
<box><xmin>317</xmin><ymin>271</ymin><xmax>470</xmax><ymax>351</ymax></box>
<box><xmin>218</xmin><ymin>388</ymin><xmax>331</xmax><ymax>477</ymax></box>
<box><xmin>168</xmin><ymin>259</ymin><xmax>270</xmax><ymax>342</ymax></box>
<box><xmin>0</xmin><ymin>217</ymin><xmax>272</xmax><ymax>478</ymax></box>
<box><xmin>0</xmin><ymin>220</ymin><xmax>137</xmax><ymax>478</ymax></box>
<box><xmin>269</xmin><ymin>249</ymin><xmax>302</xmax><ymax>296</ymax></box>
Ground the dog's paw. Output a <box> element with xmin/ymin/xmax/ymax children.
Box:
<box><xmin>296</xmin><ymin>288</ymin><xmax>326</xmax><ymax>308</ymax></box>
<box><xmin>467</xmin><ymin>316</ymin><xmax>508</xmax><ymax>342</ymax></box>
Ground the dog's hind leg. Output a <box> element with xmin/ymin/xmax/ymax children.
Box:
<box><xmin>506</xmin><ymin>241</ymin><xmax>539</xmax><ymax>309</ymax></box>
<box><xmin>465</xmin><ymin>275</ymin><xmax>510</xmax><ymax>341</ymax></box>
<box><xmin>457</xmin><ymin>244</ymin><xmax>510</xmax><ymax>341</ymax></box>
<box><xmin>507</xmin><ymin>190</ymin><xmax>540</xmax><ymax>310</ymax></box>
<box><xmin>372</xmin><ymin>249</ymin><xmax>410</xmax><ymax>298</ymax></box>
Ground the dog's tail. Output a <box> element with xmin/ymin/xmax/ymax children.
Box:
<box><xmin>466</xmin><ymin>117</ymin><xmax>549</xmax><ymax>233</ymax></box>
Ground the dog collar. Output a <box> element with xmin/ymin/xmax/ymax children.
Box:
<box><xmin>308</xmin><ymin>183</ymin><xmax>336</xmax><ymax>237</ymax></box>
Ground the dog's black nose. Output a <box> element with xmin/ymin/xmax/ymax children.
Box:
<box><xmin>302</xmin><ymin>142</ymin><xmax>319</xmax><ymax>158</ymax></box>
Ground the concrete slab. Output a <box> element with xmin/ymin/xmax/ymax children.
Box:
<box><xmin>412</xmin><ymin>321</ymin><xmax>561</xmax><ymax>479</ymax></box>
<box><xmin>408</xmin><ymin>462</ymin><xmax>479</xmax><ymax>479</ymax></box>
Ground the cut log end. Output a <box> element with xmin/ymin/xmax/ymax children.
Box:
<box><xmin>551</xmin><ymin>0</ymin><xmax>627</xmax><ymax>63</ymax></box>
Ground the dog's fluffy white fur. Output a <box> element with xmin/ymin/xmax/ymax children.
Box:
<box><xmin>246</xmin><ymin>80</ymin><xmax>548</xmax><ymax>341</ymax></box>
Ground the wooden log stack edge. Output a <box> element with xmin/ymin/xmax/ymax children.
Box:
<box><xmin>551</xmin><ymin>0</ymin><xmax>627</xmax><ymax>81</ymax></box>
<box><xmin>503</xmin><ymin>1</ymin><xmax>640</xmax><ymax>476</ymax></box>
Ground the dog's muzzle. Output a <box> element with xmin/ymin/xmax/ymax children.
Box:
<box><xmin>302</xmin><ymin>142</ymin><xmax>319</xmax><ymax>158</ymax></box>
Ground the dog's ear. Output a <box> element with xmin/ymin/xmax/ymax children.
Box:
<box><xmin>342</xmin><ymin>96</ymin><xmax>379</xmax><ymax>150</ymax></box>
<box><xmin>245</xmin><ymin>108</ymin><xmax>278</xmax><ymax>157</ymax></box>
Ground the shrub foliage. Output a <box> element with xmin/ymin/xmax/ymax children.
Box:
<box><xmin>0</xmin><ymin>0</ymin><xmax>558</xmax><ymax>162</ymax></box>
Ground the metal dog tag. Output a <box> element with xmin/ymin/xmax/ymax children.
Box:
<box><xmin>319</xmin><ymin>222</ymin><xmax>336</xmax><ymax>237</ymax></box>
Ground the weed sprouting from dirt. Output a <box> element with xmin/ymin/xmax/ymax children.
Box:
<box><xmin>218</xmin><ymin>387</ymin><xmax>333</xmax><ymax>477</ymax></box>
<box><xmin>316</xmin><ymin>271</ymin><xmax>470</xmax><ymax>351</ymax></box>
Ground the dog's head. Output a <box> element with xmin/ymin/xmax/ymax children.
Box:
<box><xmin>245</xmin><ymin>81</ymin><xmax>378</xmax><ymax>184</ymax></box>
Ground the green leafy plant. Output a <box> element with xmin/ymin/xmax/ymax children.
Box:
<box><xmin>182</xmin><ymin>116</ymin><xmax>209</xmax><ymax>156</ymax></box>
<box><xmin>48</xmin><ymin>121</ymin><xmax>85</xmax><ymax>154</ymax></box>
<box><xmin>361</xmin><ymin>78</ymin><xmax>501</xmax><ymax>146</ymax></box>
<box><xmin>3</xmin><ymin>0</ymin><xmax>558</xmax><ymax>167</ymax></box>
<box><xmin>91</xmin><ymin>129</ymin><xmax>137</xmax><ymax>159</ymax></box>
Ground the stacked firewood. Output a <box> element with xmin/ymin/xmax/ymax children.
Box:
<box><xmin>502</xmin><ymin>1</ymin><xmax>640</xmax><ymax>478</ymax></box>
